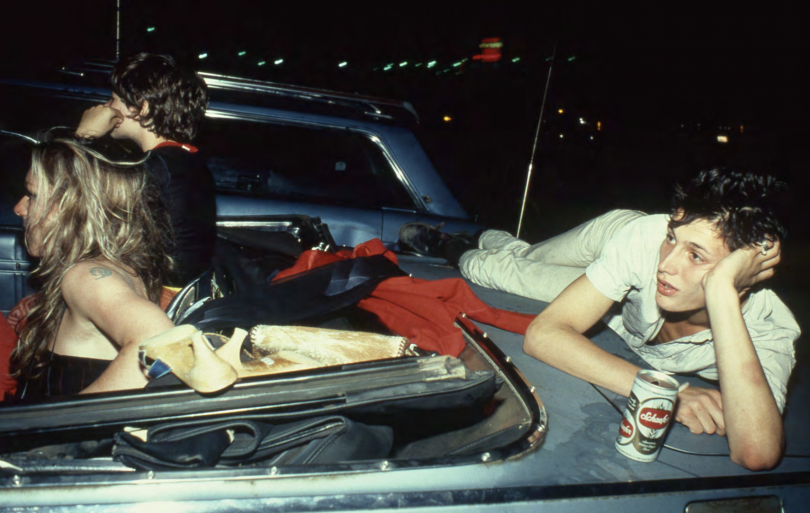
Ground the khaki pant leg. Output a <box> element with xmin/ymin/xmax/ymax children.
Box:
<box><xmin>459</xmin><ymin>210</ymin><xmax>646</xmax><ymax>303</ymax></box>
<box><xmin>522</xmin><ymin>209</ymin><xmax>646</xmax><ymax>265</ymax></box>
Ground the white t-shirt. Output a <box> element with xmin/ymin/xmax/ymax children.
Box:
<box><xmin>585</xmin><ymin>214</ymin><xmax>800</xmax><ymax>412</ymax></box>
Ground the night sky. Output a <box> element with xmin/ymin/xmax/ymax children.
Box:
<box><xmin>1</xmin><ymin>2</ymin><xmax>786</xmax><ymax>131</ymax></box>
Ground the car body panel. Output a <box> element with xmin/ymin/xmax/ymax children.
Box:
<box><xmin>1</xmin><ymin>257</ymin><xmax>808</xmax><ymax>512</ymax></box>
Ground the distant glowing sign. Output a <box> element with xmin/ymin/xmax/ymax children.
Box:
<box><xmin>473</xmin><ymin>37</ymin><xmax>502</xmax><ymax>63</ymax></box>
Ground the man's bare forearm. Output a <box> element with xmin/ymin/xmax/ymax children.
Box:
<box><xmin>524</xmin><ymin>319</ymin><xmax>641</xmax><ymax>397</ymax></box>
<box><xmin>523</xmin><ymin>275</ymin><xmax>641</xmax><ymax>397</ymax></box>
<box><xmin>705</xmin><ymin>278</ymin><xmax>784</xmax><ymax>470</ymax></box>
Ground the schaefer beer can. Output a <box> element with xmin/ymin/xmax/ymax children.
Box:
<box><xmin>615</xmin><ymin>369</ymin><xmax>680</xmax><ymax>462</ymax></box>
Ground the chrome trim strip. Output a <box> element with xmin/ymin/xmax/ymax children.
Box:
<box><xmin>200</xmin><ymin>72</ymin><xmax>406</xmax><ymax>108</ymax></box>
<box><xmin>202</xmin><ymin>75</ymin><xmax>405</xmax><ymax>122</ymax></box>
<box><xmin>362</xmin><ymin>132</ymin><xmax>427</xmax><ymax>211</ymax></box>
<box><xmin>217</xmin><ymin>220</ymin><xmax>295</xmax><ymax>229</ymax></box>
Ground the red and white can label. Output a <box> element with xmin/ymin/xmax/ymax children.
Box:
<box><xmin>618</xmin><ymin>411</ymin><xmax>635</xmax><ymax>443</ymax></box>
<box><xmin>615</xmin><ymin>370</ymin><xmax>679</xmax><ymax>462</ymax></box>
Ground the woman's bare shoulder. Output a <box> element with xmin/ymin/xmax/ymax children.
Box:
<box><xmin>61</xmin><ymin>260</ymin><xmax>146</xmax><ymax>308</ymax></box>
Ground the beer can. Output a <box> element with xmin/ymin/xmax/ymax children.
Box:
<box><xmin>615</xmin><ymin>369</ymin><xmax>680</xmax><ymax>462</ymax></box>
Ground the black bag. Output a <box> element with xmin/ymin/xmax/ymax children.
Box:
<box><xmin>112</xmin><ymin>415</ymin><xmax>394</xmax><ymax>470</ymax></box>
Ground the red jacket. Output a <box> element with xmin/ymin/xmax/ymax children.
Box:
<box><xmin>274</xmin><ymin>239</ymin><xmax>534</xmax><ymax>356</ymax></box>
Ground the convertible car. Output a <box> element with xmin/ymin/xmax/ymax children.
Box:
<box><xmin>0</xmin><ymin>73</ymin><xmax>807</xmax><ymax>512</ymax></box>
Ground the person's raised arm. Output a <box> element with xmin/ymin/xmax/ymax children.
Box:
<box><xmin>75</xmin><ymin>104</ymin><xmax>124</xmax><ymax>139</ymax></box>
<box><xmin>523</xmin><ymin>274</ymin><xmax>641</xmax><ymax>397</ymax></box>
<box><xmin>703</xmin><ymin>241</ymin><xmax>785</xmax><ymax>470</ymax></box>
<box><xmin>60</xmin><ymin>262</ymin><xmax>175</xmax><ymax>394</ymax></box>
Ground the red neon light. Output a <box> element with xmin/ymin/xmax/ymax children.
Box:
<box><xmin>474</xmin><ymin>37</ymin><xmax>502</xmax><ymax>63</ymax></box>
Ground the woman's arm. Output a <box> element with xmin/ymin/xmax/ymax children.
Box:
<box><xmin>60</xmin><ymin>262</ymin><xmax>175</xmax><ymax>393</ymax></box>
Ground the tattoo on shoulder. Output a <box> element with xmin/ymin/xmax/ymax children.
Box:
<box><xmin>89</xmin><ymin>267</ymin><xmax>113</xmax><ymax>280</ymax></box>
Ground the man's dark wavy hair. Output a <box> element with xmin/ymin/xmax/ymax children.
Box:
<box><xmin>670</xmin><ymin>169</ymin><xmax>788</xmax><ymax>251</ymax></box>
<box><xmin>111</xmin><ymin>53</ymin><xmax>208</xmax><ymax>143</ymax></box>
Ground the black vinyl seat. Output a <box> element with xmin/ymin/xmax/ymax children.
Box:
<box><xmin>0</xmin><ymin>228</ymin><xmax>33</xmax><ymax>317</ymax></box>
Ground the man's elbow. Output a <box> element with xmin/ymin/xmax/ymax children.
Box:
<box><xmin>523</xmin><ymin>317</ymin><xmax>554</xmax><ymax>361</ymax></box>
<box><xmin>731</xmin><ymin>443</ymin><xmax>783</xmax><ymax>471</ymax></box>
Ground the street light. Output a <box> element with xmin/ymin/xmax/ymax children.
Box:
<box><xmin>198</xmin><ymin>53</ymin><xmax>208</xmax><ymax>60</ymax></box>
<box><xmin>338</xmin><ymin>62</ymin><xmax>347</xmax><ymax>68</ymax></box>
<box><xmin>274</xmin><ymin>59</ymin><xmax>284</xmax><ymax>65</ymax></box>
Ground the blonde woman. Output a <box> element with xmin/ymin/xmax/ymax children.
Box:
<box><xmin>10</xmin><ymin>136</ymin><xmax>175</xmax><ymax>397</ymax></box>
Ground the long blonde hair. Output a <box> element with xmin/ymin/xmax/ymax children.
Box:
<box><xmin>11</xmin><ymin>138</ymin><xmax>173</xmax><ymax>380</ymax></box>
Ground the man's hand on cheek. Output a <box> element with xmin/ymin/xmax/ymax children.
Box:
<box><xmin>703</xmin><ymin>240</ymin><xmax>781</xmax><ymax>293</ymax></box>
<box><xmin>675</xmin><ymin>385</ymin><xmax>726</xmax><ymax>436</ymax></box>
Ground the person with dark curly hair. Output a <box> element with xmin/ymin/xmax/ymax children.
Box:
<box><xmin>400</xmin><ymin>169</ymin><xmax>799</xmax><ymax>470</ymax></box>
<box><xmin>75</xmin><ymin>53</ymin><xmax>216</xmax><ymax>287</ymax></box>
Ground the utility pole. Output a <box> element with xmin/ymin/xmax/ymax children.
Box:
<box><xmin>116</xmin><ymin>0</ymin><xmax>121</xmax><ymax>61</ymax></box>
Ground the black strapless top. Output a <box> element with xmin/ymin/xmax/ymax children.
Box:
<box><xmin>16</xmin><ymin>353</ymin><xmax>111</xmax><ymax>399</ymax></box>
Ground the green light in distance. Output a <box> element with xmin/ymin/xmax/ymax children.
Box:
<box><xmin>338</xmin><ymin>62</ymin><xmax>347</xmax><ymax>67</ymax></box>
<box><xmin>257</xmin><ymin>61</ymin><xmax>266</xmax><ymax>66</ymax></box>
<box><xmin>198</xmin><ymin>53</ymin><xmax>208</xmax><ymax>59</ymax></box>
<box><xmin>452</xmin><ymin>61</ymin><xmax>462</xmax><ymax>67</ymax></box>
<box><xmin>427</xmin><ymin>61</ymin><xmax>436</xmax><ymax>68</ymax></box>
<box><xmin>399</xmin><ymin>61</ymin><xmax>408</xmax><ymax>67</ymax></box>
<box><xmin>568</xmin><ymin>56</ymin><xmax>576</xmax><ymax>61</ymax></box>
<box><xmin>146</xmin><ymin>27</ymin><xmax>156</xmax><ymax>33</ymax></box>
<box><xmin>512</xmin><ymin>57</ymin><xmax>520</xmax><ymax>62</ymax></box>
<box><xmin>238</xmin><ymin>51</ymin><xmax>247</xmax><ymax>56</ymax></box>
<box><xmin>274</xmin><ymin>59</ymin><xmax>284</xmax><ymax>65</ymax></box>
